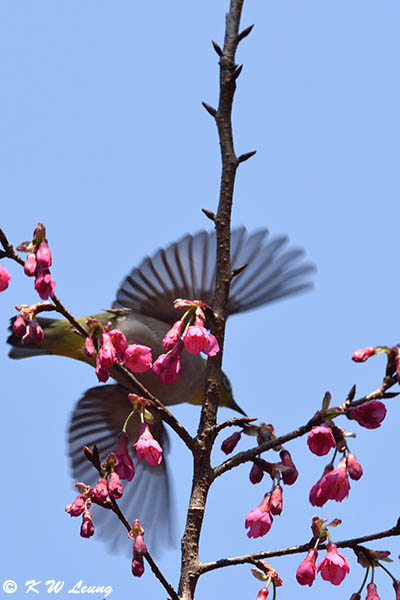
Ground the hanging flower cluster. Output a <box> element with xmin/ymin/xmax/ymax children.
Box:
<box><xmin>82</xmin><ymin>318</ymin><xmax>153</xmax><ymax>383</ymax></box>
<box><xmin>296</xmin><ymin>517</ymin><xmax>350</xmax><ymax>587</ymax></box>
<box><xmin>152</xmin><ymin>298</ymin><xmax>220</xmax><ymax>384</ymax></box>
<box><xmin>17</xmin><ymin>223</ymin><xmax>56</xmax><ymax>299</ymax></box>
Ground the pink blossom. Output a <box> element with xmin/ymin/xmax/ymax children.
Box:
<box><xmin>318</xmin><ymin>457</ymin><xmax>350</xmax><ymax>503</ymax></box>
<box><xmin>98</xmin><ymin>333</ymin><xmax>117</xmax><ymax>369</ymax></box>
<box><xmin>95</xmin><ymin>357</ymin><xmax>110</xmax><ymax>383</ymax></box>
<box><xmin>0</xmin><ymin>265</ymin><xmax>11</xmax><ymax>291</ymax></box>
<box><xmin>346</xmin><ymin>453</ymin><xmax>363</xmax><ymax>481</ymax></box>
<box><xmin>36</xmin><ymin>241</ymin><xmax>52</xmax><ymax>269</ymax></box>
<box><xmin>109</xmin><ymin>329</ymin><xmax>127</xmax><ymax>357</ymax></box>
<box><xmin>366</xmin><ymin>583</ymin><xmax>381</xmax><ymax>600</ymax></box>
<box><xmin>152</xmin><ymin>340</ymin><xmax>183</xmax><ymax>384</ymax></box>
<box><xmin>93</xmin><ymin>478</ymin><xmax>109</xmax><ymax>502</ymax></box>
<box><xmin>28</xmin><ymin>320</ymin><xmax>44</xmax><ymax>343</ymax></box>
<box><xmin>183</xmin><ymin>323</ymin><xmax>220</xmax><ymax>356</ymax></box>
<box><xmin>256</xmin><ymin>588</ymin><xmax>269</xmax><ymax>600</ymax></box>
<box><xmin>270</xmin><ymin>485</ymin><xmax>283</xmax><ymax>516</ymax></box>
<box><xmin>123</xmin><ymin>344</ymin><xmax>153</xmax><ymax>373</ymax></box>
<box><xmin>249</xmin><ymin>463</ymin><xmax>264</xmax><ymax>485</ymax></box>
<box><xmin>317</xmin><ymin>542</ymin><xmax>350</xmax><ymax>585</ymax></box>
<box><xmin>352</xmin><ymin>347</ymin><xmax>376</xmax><ymax>362</ymax></box>
<box><xmin>13</xmin><ymin>315</ymin><xmax>27</xmax><ymax>338</ymax></box>
<box><xmin>280</xmin><ymin>449</ymin><xmax>298</xmax><ymax>485</ymax></box>
<box><xmin>114</xmin><ymin>432</ymin><xmax>135</xmax><ymax>481</ymax></box>
<box><xmin>163</xmin><ymin>320</ymin><xmax>184</xmax><ymax>351</ymax></box>
<box><xmin>131</xmin><ymin>554</ymin><xmax>144</xmax><ymax>577</ymax></box>
<box><xmin>296</xmin><ymin>548</ymin><xmax>318</xmax><ymax>586</ymax></box>
<box><xmin>83</xmin><ymin>336</ymin><xmax>96</xmax><ymax>358</ymax></box>
<box><xmin>34</xmin><ymin>268</ymin><xmax>56</xmax><ymax>299</ymax></box>
<box><xmin>80</xmin><ymin>511</ymin><xmax>95</xmax><ymax>538</ymax></box>
<box><xmin>346</xmin><ymin>401</ymin><xmax>387</xmax><ymax>429</ymax></box>
<box><xmin>24</xmin><ymin>253</ymin><xmax>37</xmax><ymax>277</ymax></box>
<box><xmin>245</xmin><ymin>494</ymin><xmax>273</xmax><ymax>538</ymax></box>
<box><xmin>307</xmin><ymin>426</ymin><xmax>336</xmax><ymax>456</ymax></box>
<box><xmin>65</xmin><ymin>494</ymin><xmax>86</xmax><ymax>517</ymax></box>
<box><xmin>221</xmin><ymin>431</ymin><xmax>241</xmax><ymax>455</ymax></box>
<box><xmin>108</xmin><ymin>472</ymin><xmax>123</xmax><ymax>499</ymax></box>
<box><xmin>134</xmin><ymin>424</ymin><xmax>163</xmax><ymax>466</ymax></box>
<box><xmin>309</xmin><ymin>463</ymin><xmax>334</xmax><ymax>507</ymax></box>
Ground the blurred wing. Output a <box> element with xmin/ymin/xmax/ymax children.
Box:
<box><xmin>68</xmin><ymin>384</ymin><xmax>174</xmax><ymax>556</ymax></box>
<box><xmin>113</xmin><ymin>227</ymin><xmax>315</xmax><ymax>322</ymax></box>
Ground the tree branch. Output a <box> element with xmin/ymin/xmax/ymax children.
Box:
<box><xmin>199</xmin><ymin>520</ymin><xmax>400</xmax><ymax>574</ymax></box>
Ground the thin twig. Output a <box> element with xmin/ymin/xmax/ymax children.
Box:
<box><xmin>199</xmin><ymin>521</ymin><xmax>400</xmax><ymax>573</ymax></box>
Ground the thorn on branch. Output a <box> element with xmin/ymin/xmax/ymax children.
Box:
<box><xmin>238</xmin><ymin>150</ymin><xmax>257</xmax><ymax>163</ymax></box>
<box><xmin>233</xmin><ymin>64</ymin><xmax>243</xmax><ymax>80</ymax></box>
<box><xmin>231</xmin><ymin>263</ymin><xmax>248</xmax><ymax>279</ymax></box>
<box><xmin>211</xmin><ymin>40</ymin><xmax>223</xmax><ymax>57</ymax></box>
<box><xmin>202</xmin><ymin>101</ymin><xmax>217</xmax><ymax>118</ymax></box>
<box><xmin>202</xmin><ymin>208</ymin><xmax>216</xmax><ymax>222</ymax></box>
<box><xmin>237</xmin><ymin>24</ymin><xmax>255</xmax><ymax>43</ymax></box>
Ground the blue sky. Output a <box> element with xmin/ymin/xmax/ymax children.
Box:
<box><xmin>1</xmin><ymin>2</ymin><xmax>400</xmax><ymax>599</ymax></box>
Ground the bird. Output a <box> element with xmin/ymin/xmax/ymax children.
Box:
<box><xmin>7</xmin><ymin>226</ymin><xmax>314</xmax><ymax>553</ymax></box>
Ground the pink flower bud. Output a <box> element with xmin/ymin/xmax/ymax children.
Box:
<box><xmin>245</xmin><ymin>493</ymin><xmax>273</xmax><ymax>539</ymax></box>
<box><xmin>98</xmin><ymin>333</ymin><xmax>117</xmax><ymax>369</ymax></box>
<box><xmin>352</xmin><ymin>347</ymin><xmax>376</xmax><ymax>362</ymax></box>
<box><xmin>13</xmin><ymin>315</ymin><xmax>27</xmax><ymax>338</ymax></box>
<box><xmin>256</xmin><ymin>588</ymin><xmax>269</xmax><ymax>600</ymax></box>
<box><xmin>134</xmin><ymin>424</ymin><xmax>163</xmax><ymax>467</ymax></box>
<box><xmin>109</xmin><ymin>329</ymin><xmax>127</xmax><ymax>357</ymax></box>
<box><xmin>349</xmin><ymin>594</ymin><xmax>361</xmax><ymax>600</ymax></box>
<box><xmin>270</xmin><ymin>485</ymin><xmax>283</xmax><ymax>516</ymax></box>
<box><xmin>28</xmin><ymin>320</ymin><xmax>44</xmax><ymax>343</ymax></box>
<box><xmin>134</xmin><ymin>534</ymin><xmax>147</xmax><ymax>555</ymax></box>
<box><xmin>183</xmin><ymin>324</ymin><xmax>220</xmax><ymax>356</ymax></box>
<box><xmin>0</xmin><ymin>265</ymin><xmax>11</xmax><ymax>291</ymax></box>
<box><xmin>309</xmin><ymin>463</ymin><xmax>334</xmax><ymax>507</ymax></box>
<box><xmin>249</xmin><ymin>463</ymin><xmax>264</xmax><ymax>485</ymax></box>
<box><xmin>346</xmin><ymin>453</ymin><xmax>363</xmax><ymax>480</ymax></box>
<box><xmin>124</xmin><ymin>344</ymin><xmax>153</xmax><ymax>373</ymax></box>
<box><xmin>108</xmin><ymin>472</ymin><xmax>123</xmax><ymax>499</ymax></box>
<box><xmin>24</xmin><ymin>253</ymin><xmax>37</xmax><ymax>277</ymax></box>
<box><xmin>221</xmin><ymin>431</ymin><xmax>241</xmax><ymax>455</ymax></box>
<box><xmin>95</xmin><ymin>357</ymin><xmax>110</xmax><ymax>382</ymax></box>
<box><xmin>347</xmin><ymin>401</ymin><xmax>387</xmax><ymax>429</ymax></box>
<box><xmin>131</xmin><ymin>554</ymin><xmax>144</xmax><ymax>577</ymax></box>
<box><xmin>279</xmin><ymin>450</ymin><xmax>298</xmax><ymax>485</ymax></box>
<box><xmin>393</xmin><ymin>580</ymin><xmax>400</xmax><ymax>600</ymax></box>
<box><xmin>317</xmin><ymin>542</ymin><xmax>350</xmax><ymax>585</ymax></box>
<box><xmin>93</xmin><ymin>478</ymin><xmax>109</xmax><ymax>502</ymax></box>
<box><xmin>65</xmin><ymin>494</ymin><xmax>86</xmax><ymax>517</ymax></box>
<box><xmin>296</xmin><ymin>548</ymin><xmax>318</xmax><ymax>586</ymax></box>
<box><xmin>34</xmin><ymin>268</ymin><xmax>56</xmax><ymax>299</ymax></box>
<box><xmin>114</xmin><ymin>431</ymin><xmax>135</xmax><ymax>481</ymax></box>
<box><xmin>307</xmin><ymin>426</ymin><xmax>336</xmax><ymax>456</ymax></box>
<box><xmin>163</xmin><ymin>320</ymin><xmax>184</xmax><ymax>351</ymax></box>
<box><xmin>80</xmin><ymin>511</ymin><xmax>95</xmax><ymax>538</ymax></box>
<box><xmin>366</xmin><ymin>583</ymin><xmax>381</xmax><ymax>600</ymax></box>
<box><xmin>152</xmin><ymin>341</ymin><xmax>183</xmax><ymax>384</ymax></box>
<box><xmin>36</xmin><ymin>241</ymin><xmax>52</xmax><ymax>269</ymax></box>
<box><xmin>83</xmin><ymin>336</ymin><xmax>96</xmax><ymax>358</ymax></box>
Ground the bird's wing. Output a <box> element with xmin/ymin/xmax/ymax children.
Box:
<box><xmin>68</xmin><ymin>384</ymin><xmax>174</xmax><ymax>556</ymax></box>
<box><xmin>113</xmin><ymin>226</ymin><xmax>315</xmax><ymax>323</ymax></box>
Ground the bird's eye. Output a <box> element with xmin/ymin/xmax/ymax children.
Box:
<box><xmin>222</xmin><ymin>373</ymin><xmax>232</xmax><ymax>392</ymax></box>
